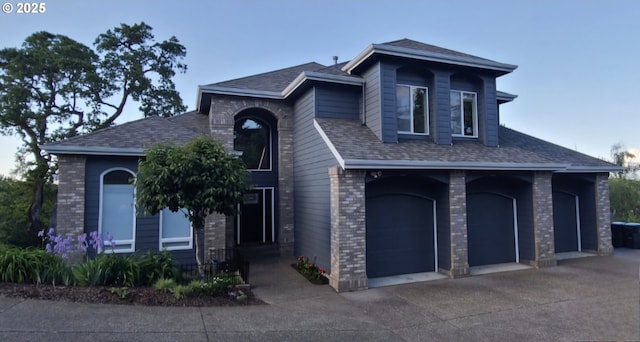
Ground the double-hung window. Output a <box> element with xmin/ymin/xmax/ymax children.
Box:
<box><xmin>160</xmin><ymin>208</ymin><xmax>193</xmax><ymax>250</ymax></box>
<box><xmin>397</xmin><ymin>85</ymin><xmax>428</xmax><ymax>135</ymax></box>
<box><xmin>450</xmin><ymin>90</ymin><xmax>478</xmax><ymax>137</ymax></box>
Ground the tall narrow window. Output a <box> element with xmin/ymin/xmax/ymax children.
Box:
<box><xmin>234</xmin><ymin>118</ymin><xmax>271</xmax><ymax>170</ymax></box>
<box><xmin>397</xmin><ymin>85</ymin><xmax>428</xmax><ymax>135</ymax></box>
<box><xmin>450</xmin><ymin>90</ymin><xmax>477</xmax><ymax>137</ymax></box>
<box><xmin>99</xmin><ymin>169</ymin><xmax>135</xmax><ymax>253</ymax></box>
<box><xmin>160</xmin><ymin>208</ymin><xmax>192</xmax><ymax>250</ymax></box>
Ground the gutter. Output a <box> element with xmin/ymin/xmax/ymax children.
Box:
<box><xmin>40</xmin><ymin>145</ymin><xmax>145</xmax><ymax>156</ymax></box>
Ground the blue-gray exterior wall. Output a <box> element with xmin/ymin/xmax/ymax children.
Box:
<box><xmin>84</xmin><ymin>156</ymin><xmax>199</xmax><ymax>265</ymax></box>
<box><xmin>432</xmin><ymin>70</ymin><xmax>453</xmax><ymax>145</ymax></box>
<box><xmin>380</xmin><ymin>62</ymin><xmax>398</xmax><ymax>143</ymax></box>
<box><xmin>293</xmin><ymin>88</ymin><xmax>340</xmax><ymax>272</ymax></box>
<box><xmin>315</xmin><ymin>84</ymin><xmax>360</xmax><ymax>120</ymax></box>
<box><xmin>362</xmin><ymin>62</ymin><xmax>382</xmax><ymax>140</ymax></box>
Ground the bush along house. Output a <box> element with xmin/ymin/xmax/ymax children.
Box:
<box><xmin>42</xmin><ymin>39</ymin><xmax>622</xmax><ymax>292</ymax></box>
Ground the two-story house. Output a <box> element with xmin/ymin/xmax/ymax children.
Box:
<box><xmin>43</xmin><ymin>39</ymin><xmax>620</xmax><ymax>292</ymax></box>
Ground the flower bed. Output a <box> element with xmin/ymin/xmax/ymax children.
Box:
<box><xmin>293</xmin><ymin>256</ymin><xmax>328</xmax><ymax>285</ymax></box>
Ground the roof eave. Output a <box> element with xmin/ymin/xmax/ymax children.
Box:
<box><xmin>281</xmin><ymin>71</ymin><xmax>364</xmax><ymax>98</ymax></box>
<box><xmin>559</xmin><ymin>165</ymin><xmax>624</xmax><ymax>173</ymax></box>
<box><xmin>198</xmin><ymin>72</ymin><xmax>364</xmax><ymax>101</ymax></box>
<box><xmin>41</xmin><ymin>145</ymin><xmax>145</xmax><ymax>156</ymax></box>
<box><xmin>197</xmin><ymin>85</ymin><xmax>283</xmax><ymax>99</ymax></box>
<box><xmin>342</xmin><ymin>159</ymin><xmax>566</xmax><ymax>171</ymax></box>
<box><xmin>343</xmin><ymin>44</ymin><xmax>517</xmax><ymax>75</ymax></box>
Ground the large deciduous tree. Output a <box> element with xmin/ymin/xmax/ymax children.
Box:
<box><xmin>136</xmin><ymin>136</ymin><xmax>248</xmax><ymax>275</ymax></box>
<box><xmin>0</xmin><ymin>22</ymin><xmax>187</xmax><ymax>239</ymax></box>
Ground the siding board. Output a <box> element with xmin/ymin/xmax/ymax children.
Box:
<box><xmin>293</xmin><ymin>88</ymin><xmax>338</xmax><ymax>272</ymax></box>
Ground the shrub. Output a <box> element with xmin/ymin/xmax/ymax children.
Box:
<box><xmin>137</xmin><ymin>250</ymin><xmax>178</xmax><ymax>285</ymax></box>
<box><xmin>154</xmin><ymin>278</ymin><xmax>176</xmax><ymax>293</ymax></box>
<box><xmin>97</xmin><ymin>254</ymin><xmax>140</xmax><ymax>287</ymax></box>
<box><xmin>0</xmin><ymin>247</ymin><xmax>72</xmax><ymax>285</ymax></box>
<box><xmin>73</xmin><ymin>254</ymin><xmax>140</xmax><ymax>287</ymax></box>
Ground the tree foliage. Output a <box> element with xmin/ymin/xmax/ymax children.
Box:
<box><xmin>136</xmin><ymin>136</ymin><xmax>248</xmax><ymax>271</ymax></box>
<box><xmin>611</xmin><ymin>142</ymin><xmax>638</xmax><ymax>179</ymax></box>
<box><xmin>609</xmin><ymin>178</ymin><xmax>640</xmax><ymax>223</ymax></box>
<box><xmin>0</xmin><ymin>22</ymin><xmax>187</xmax><ymax>238</ymax></box>
<box><xmin>0</xmin><ymin>176</ymin><xmax>56</xmax><ymax>246</ymax></box>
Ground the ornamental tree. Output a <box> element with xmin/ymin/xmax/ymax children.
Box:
<box><xmin>136</xmin><ymin>136</ymin><xmax>248</xmax><ymax>275</ymax></box>
<box><xmin>0</xmin><ymin>22</ymin><xmax>186</xmax><ymax>240</ymax></box>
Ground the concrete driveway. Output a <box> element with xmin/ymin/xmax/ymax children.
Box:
<box><xmin>1</xmin><ymin>249</ymin><xmax>639</xmax><ymax>341</ymax></box>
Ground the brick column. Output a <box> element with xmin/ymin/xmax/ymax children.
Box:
<box><xmin>328</xmin><ymin>167</ymin><xmax>367</xmax><ymax>292</ymax></box>
<box><xmin>532</xmin><ymin>172</ymin><xmax>557</xmax><ymax>267</ymax></box>
<box><xmin>595</xmin><ymin>173</ymin><xmax>614</xmax><ymax>256</ymax></box>
<box><xmin>277</xmin><ymin>122</ymin><xmax>295</xmax><ymax>256</ymax></box>
<box><xmin>56</xmin><ymin>155</ymin><xmax>86</xmax><ymax>237</ymax></box>
<box><xmin>449</xmin><ymin>171</ymin><xmax>469</xmax><ymax>277</ymax></box>
<box><xmin>204</xmin><ymin>213</ymin><xmax>227</xmax><ymax>261</ymax></box>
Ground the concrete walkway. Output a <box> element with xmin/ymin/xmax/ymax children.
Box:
<box><xmin>1</xmin><ymin>249</ymin><xmax>639</xmax><ymax>341</ymax></box>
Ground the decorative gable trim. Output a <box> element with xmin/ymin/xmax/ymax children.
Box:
<box><xmin>342</xmin><ymin>43</ymin><xmax>517</xmax><ymax>76</ymax></box>
<box><xmin>313</xmin><ymin>119</ymin><xmax>345</xmax><ymax>169</ymax></box>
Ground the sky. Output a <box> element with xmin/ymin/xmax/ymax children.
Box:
<box><xmin>0</xmin><ymin>0</ymin><xmax>638</xmax><ymax>176</ymax></box>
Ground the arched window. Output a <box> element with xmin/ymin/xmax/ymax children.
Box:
<box><xmin>234</xmin><ymin>117</ymin><xmax>271</xmax><ymax>170</ymax></box>
<box><xmin>99</xmin><ymin>168</ymin><xmax>135</xmax><ymax>253</ymax></box>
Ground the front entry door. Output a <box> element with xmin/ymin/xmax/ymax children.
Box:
<box><xmin>237</xmin><ymin>188</ymin><xmax>274</xmax><ymax>245</ymax></box>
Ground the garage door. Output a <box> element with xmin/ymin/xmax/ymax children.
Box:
<box><xmin>366</xmin><ymin>194</ymin><xmax>436</xmax><ymax>278</ymax></box>
<box><xmin>467</xmin><ymin>193</ymin><xmax>517</xmax><ymax>267</ymax></box>
<box><xmin>553</xmin><ymin>191</ymin><xmax>580</xmax><ymax>253</ymax></box>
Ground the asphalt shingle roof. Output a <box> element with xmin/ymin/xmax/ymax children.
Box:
<box><xmin>204</xmin><ymin>62</ymin><xmax>327</xmax><ymax>93</ymax></box>
<box><xmin>315</xmin><ymin>118</ymin><xmax>616</xmax><ymax>171</ymax></box>
<box><xmin>382</xmin><ymin>39</ymin><xmax>504</xmax><ymax>66</ymax></box>
<box><xmin>42</xmin><ymin>111</ymin><xmax>208</xmax><ymax>153</ymax></box>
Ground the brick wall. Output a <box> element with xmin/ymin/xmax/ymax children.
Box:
<box><xmin>56</xmin><ymin>155</ymin><xmax>86</xmax><ymax>237</ymax></box>
<box><xmin>328</xmin><ymin>167</ymin><xmax>368</xmax><ymax>292</ymax></box>
<box><xmin>448</xmin><ymin>171</ymin><xmax>469</xmax><ymax>277</ymax></box>
<box><xmin>595</xmin><ymin>173</ymin><xmax>613</xmax><ymax>255</ymax></box>
<box><xmin>207</xmin><ymin>95</ymin><xmax>295</xmax><ymax>256</ymax></box>
<box><xmin>532</xmin><ymin>172</ymin><xmax>557</xmax><ymax>267</ymax></box>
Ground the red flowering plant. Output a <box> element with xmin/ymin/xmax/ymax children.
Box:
<box><xmin>295</xmin><ymin>256</ymin><xmax>328</xmax><ymax>283</ymax></box>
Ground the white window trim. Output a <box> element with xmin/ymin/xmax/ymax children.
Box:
<box><xmin>450</xmin><ymin>90</ymin><xmax>479</xmax><ymax>138</ymax></box>
<box><xmin>98</xmin><ymin>167</ymin><xmax>136</xmax><ymax>254</ymax></box>
<box><xmin>397</xmin><ymin>84</ymin><xmax>429</xmax><ymax>135</ymax></box>
<box><xmin>234</xmin><ymin>116</ymin><xmax>273</xmax><ymax>172</ymax></box>
<box><xmin>159</xmin><ymin>208</ymin><xmax>193</xmax><ymax>251</ymax></box>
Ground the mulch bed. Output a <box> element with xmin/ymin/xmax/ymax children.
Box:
<box><xmin>0</xmin><ymin>282</ymin><xmax>265</xmax><ymax>307</ymax></box>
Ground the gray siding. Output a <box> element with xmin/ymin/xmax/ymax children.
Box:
<box><xmin>293</xmin><ymin>88</ymin><xmax>338</xmax><ymax>272</ymax></box>
<box><xmin>380</xmin><ymin>62</ymin><xmax>398</xmax><ymax>143</ymax></box>
<box><xmin>316</xmin><ymin>85</ymin><xmax>360</xmax><ymax>120</ymax></box>
<box><xmin>480</xmin><ymin>75</ymin><xmax>499</xmax><ymax>147</ymax></box>
<box><xmin>362</xmin><ymin>62</ymin><xmax>382</xmax><ymax>140</ymax></box>
<box><xmin>85</xmin><ymin>156</ymin><xmax>198</xmax><ymax>265</ymax></box>
<box><xmin>432</xmin><ymin>70</ymin><xmax>452</xmax><ymax>145</ymax></box>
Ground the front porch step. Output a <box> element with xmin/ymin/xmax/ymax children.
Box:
<box><xmin>237</xmin><ymin>244</ymin><xmax>280</xmax><ymax>261</ymax></box>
